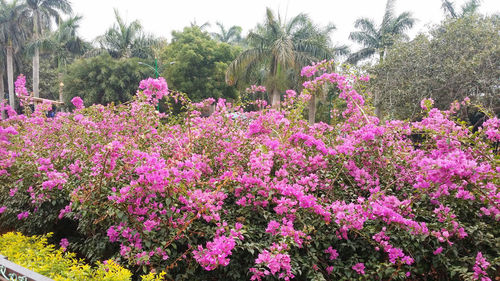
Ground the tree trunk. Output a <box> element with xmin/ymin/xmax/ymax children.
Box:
<box><xmin>271</xmin><ymin>88</ymin><xmax>280</xmax><ymax>109</ymax></box>
<box><xmin>0</xmin><ymin>69</ymin><xmax>4</xmax><ymax>119</ymax></box>
<box><xmin>33</xmin><ymin>14</ymin><xmax>40</xmax><ymax>98</ymax></box>
<box><xmin>308</xmin><ymin>94</ymin><xmax>316</xmax><ymax>125</ymax></box>
<box><xmin>6</xmin><ymin>45</ymin><xmax>15</xmax><ymax>110</ymax></box>
<box><xmin>58</xmin><ymin>72</ymin><xmax>63</xmax><ymax>102</ymax></box>
<box><xmin>33</xmin><ymin>48</ymin><xmax>40</xmax><ymax>98</ymax></box>
<box><xmin>58</xmin><ymin>72</ymin><xmax>65</xmax><ymax>112</ymax></box>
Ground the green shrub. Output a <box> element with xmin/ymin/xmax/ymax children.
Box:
<box><xmin>0</xmin><ymin>232</ymin><xmax>132</xmax><ymax>281</ymax></box>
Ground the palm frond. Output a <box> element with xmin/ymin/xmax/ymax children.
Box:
<box><xmin>461</xmin><ymin>0</ymin><xmax>481</xmax><ymax>17</ymax></box>
<box><xmin>441</xmin><ymin>0</ymin><xmax>458</xmax><ymax>18</ymax></box>
<box><xmin>226</xmin><ymin>48</ymin><xmax>269</xmax><ymax>85</ymax></box>
<box><xmin>349</xmin><ymin>30</ymin><xmax>378</xmax><ymax>49</ymax></box>
<box><xmin>381</xmin><ymin>0</ymin><xmax>396</xmax><ymax>28</ymax></box>
<box><xmin>346</xmin><ymin>47</ymin><xmax>376</xmax><ymax>64</ymax></box>
<box><xmin>390</xmin><ymin>12</ymin><xmax>415</xmax><ymax>35</ymax></box>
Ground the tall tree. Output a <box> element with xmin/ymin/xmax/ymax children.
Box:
<box><xmin>0</xmin><ymin>0</ymin><xmax>29</xmax><ymax>109</ymax></box>
<box><xmin>26</xmin><ymin>0</ymin><xmax>72</xmax><ymax>98</ymax></box>
<box><xmin>369</xmin><ymin>15</ymin><xmax>499</xmax><ymax>120</ymax></box>
<box><xmin>347</xmin><ymin>0</ymin><xmax>415</xmax><ymax>64</ymax></box>
<box><xmin>347</xmin><ymin>0</ymin><xmax>415</xmax><ymax>119</ymax></box>
<box><xmin>226</xmin><ymin>8</ymin><xmax>335</xmax><ymax>110</ymax></box>
<box><xmin>160</xmin><ymin>26</ymin><xmax>240</xmax><ymax>102</ymax></box>
<box><xmin>441</xmin><ymin>0</ymin><xmax>481</xmax><ymax>18</ymax></box>
<box><xmin>211</xmin><ymin>22</ymin><xmax>243</xmax><ymax>44</ymax></box>
<box><xmin>96</xmin><ymin>8</ymin><xmax>157</xmax><ymax>59</ymax></box>
<box><xmin>38</xmin><ymin>15</ymin><xmax>87</xmax><ymax>102</ymax></box>
<box><xmin>63</xmin><ymin>53</ymin><xmax>148</xmax><ymax>106</ymax></box>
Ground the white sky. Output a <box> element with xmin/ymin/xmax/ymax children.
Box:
<box><xmin>73</xmin><ymin>0</ymin><xmax>500</xmax><ymax>50</ymax></box>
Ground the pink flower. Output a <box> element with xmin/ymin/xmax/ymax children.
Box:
<box><xmin>71</xmin><ymin>96</ymin><xmax>84</xmax><ymax>109</ymax></box>
<box><xmin>60</xmin><ymin>238</ymin><xmax>69</xmax><ymax>251</ymax></box>
<box><xmin>324</xmin><ymin>246</ymin><xmax>339</xmax><ymax>260</ymax></box>
<box><xmin>326</xmin><ymin>266</ymin><xmax>334</xmax><ymax>275</ymax></box>
<box><xmin>9</xmin><ymin>188</ymin><xmax>17</xmax><ymax>197</ymax></box>
<box><xmin>17</xmin><ymin>211</ymin><xmax>29</xmax><ymax>220</ymax></box>
<box><xmin>138</xmin><ymin>77</ymin><xmax>169</xmax><ymax>104</ymax></box>
<box><xmin>15</xmin><ymin>74</ymin><xmax>29</xmax><ymax>97</ymax></box>
<box><xmin>352</xmin><ymin>263</ymin><xmax>365</xmax><ymax>275</ymax></box>
<box><xmin>143</xmin><ymin>219</ymin><xmax>159</xmax><ymax>232</ymax></box>
<box><xmin>193</xmin><ymin>235</ymin><xmax>237</xmax><ymax>270</ymax></box>
<box><xmin>265</xmin><ymin>220</ymin><xmax>280</xmax><ymax>235</ymax></box>
<box><xmin>482</xmin><ymin>117</ymin><xmax>499</xmax><ymax>142</ymax></box>
<box><xmin>420</xmin><ymin>98</ymin><xmax>434</xmax><ymax>110</ymax></box>
<box><xmin>433</xmin><ymin>247</ymin><xmax>443</xmax><ymax>255</ymax></box>
<box><xmin>472</xmin><ymin>252</ymin><xmax>491</xmax><ymax>281</ymax></box>
<box><xmin>0</xmin><ymin>206</ymin><xmax>6</xmax><ymax>214</ymax></box>
<box><xmin>245</xmin><ymin>85</ymin><xmax>267</xmax><ymax>94</ymax></box>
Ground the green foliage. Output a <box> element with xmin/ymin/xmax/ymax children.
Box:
<box><xmin>19</xmin><ymin>56</ymin><xmax>60</xmax><ymax>100</ymax></box>
<box><xmin>160</xmin><ymin>26</ymin><xmax>240</xmax><ymax>102</ymax></box>
<box><xmin>226</xmin><ymin>7</ymin><xmax>337</xmax><ymax>106</ymax></box>
<box><xmin>95</xmin><ymin>9</ymin><xmax>160</xmax><ymax>59</ymax></box>
<box><xmin>0</xmin><ymin>232</ymin><xmax>132</xmax><ymax>281</ymax></box>
<box><xmin>369</xmin><ymin>15</ymin><xmax>500</xmax><ymax>119</ymax></box>
<box><xmin>347</xmin><ymin>0</ymin><xmax>415</xmax><ymax>64</ymax></box>
<box><xmin>63</xmin><ymin>54</ymin><xmax>149</xmax><ymax>106</ymax></box>
<box><xmin>211</xmin><ymin>22</ymin><xmax>243</xmax><ymax>45</ymax></box>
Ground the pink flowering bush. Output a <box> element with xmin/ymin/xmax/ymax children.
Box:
<box><xmin>0</xmin><ymin>67</ymin><xmax>498</xmax><ymax>280</ymax></box>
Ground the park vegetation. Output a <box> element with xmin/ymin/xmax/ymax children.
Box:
<box><xmin>0</xmin><ymin>0</ymin><xmax>499</xmax><ymax>280</ymax></box>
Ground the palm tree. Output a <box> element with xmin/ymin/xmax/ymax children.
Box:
<box><xmin>190</xmin><ymin>19</ymin><xmax>210</xmax><ymax>31</ymax></box>
<box><xmin>347</xmin><ymin>0</ymin><xmax>415</xmax><ymax>64</ymax></box>
<box><xmin>26</xmin><ymin>0</ymin><xmax>72</xmax><ymax>98</ymax></box>
<box><xmin>96</xmin><ymin>8</ymin><xmax>157</xmax><ymax>59</ymax></box>
<box><xmin>35</xmin><ymin>15</ymin><xmax>87</xmax><ymax>102</ymax></box>
<box><xmin>211</xmin><ymin>22</ymin><xmax>242</xmax><ymax>44</ymax></box>
<box><xmin>0</xmin><ymin>0</ymin><xmax>29</xmax><ymax>109</ymax></box>
<box><xmin>226</xmin><ymin>8</ymin><xmax>336</xmax><ymax>110</ymax></box>
<box><xmin>348</xmin><ymin>0</ymin><xmax>415</xmax><ymax>119</ymax></box>
<box><xmin>441</xmin><ymin>0</ymin><xmax>481</xmax><ymax>18</ymax></box>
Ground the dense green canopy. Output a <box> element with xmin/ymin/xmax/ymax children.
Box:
<box><xmin>368</xmin><ymin>15</ymin><xmax>500</xmax><ymax>120</ymax></box>
<box><xmin>160</xmin><ymin>26</ymin><xmax>240</xmax><ymax>102</ymax></box>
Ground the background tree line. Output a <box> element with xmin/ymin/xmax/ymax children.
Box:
<box><xmin>0</xmin><ymin>0</ymin><xmax>498</xmax><ymax>122</ymax></box>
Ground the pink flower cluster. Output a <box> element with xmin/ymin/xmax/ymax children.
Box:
<box><xmin>482</xmin><ymin>117</ymin><xmax>499</xmax><ymax>142</ymax></box>
<box><xmin>250</xmin><ymin>243</ymin><xmax>294</xmax><ymax>281</ymax></box>
<box><xmin>193</xmin><ymin>224</ymin><xmax>243</xmax><ymax>270</ymax></box>
<box><xmin>71</xmin><ymin>96</ymin><xmax>84</xmax><ymax>109</ymax></box>
<box><xmin>60</xmin><ymin>238</ymin><xmax>69</xmax><ymax>251</ymax></box>
<box><xmin>138</xmin><ymin>77</ymin><xmax>169</xmax><ymax>105</ymax></box>
<box><xmin>245</xmin><ymin>85</ymin><xmax>267</xmax><ymax>94</ymax></box>
<box><xmin>14</xmin><ymin>74</ymin><xmax>29</xmax><ymax>97</ymax></box>
<box><xmin>472</xmin><ymin>252</ymin><xmax>491</xmax><ymax>281</ymax></box>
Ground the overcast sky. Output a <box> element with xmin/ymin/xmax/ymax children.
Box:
<box><xmin>73</xmin><ymin>0</ymin><xmax>499</xmax><ymax>50</ymax></box>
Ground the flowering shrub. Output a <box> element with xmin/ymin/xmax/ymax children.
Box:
<box><xmin>0</xmin><ymin>62</ymin><xmax>498</xmax><ymax>280</ymax></box>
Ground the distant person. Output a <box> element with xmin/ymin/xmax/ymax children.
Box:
<box><xmin>47</xmin><ymin>104</ymin><xmax>57</xmax><ymax>118</ymax></box>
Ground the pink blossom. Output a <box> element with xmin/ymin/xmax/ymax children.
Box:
<box><xmin>193</xmin><ymin>234</ymin><xmax>238</xmax><ymax>270</ymax></box>
<box><xmin>472</xmin><ymin>252</ymin><xmax>491</xmax><ymax>281</ymax></box>
<box><xmin>324</xmin><ymin>246</ymin><xmax>339</xmax><ymax>260</ymax></box>
<box><xmin>352</xmin><ymin>263</ymin><xmax>365</xmax><ymax>275</ymax></box>
<box><xmin>60</xmin><ymin>238</ymin><xmax>69</xmax><ymax>251</ymax></box>
<box><xmin>71</xmin><ymin>96</ymin><xmax>84</xmax><ymax>109</ymax></box>
<box><xmin>433</xmin><ymin>247</ymin><xmax>443</xmax><ymax>255</ymax></box>
<box><xmin>17</xmin><ymin>211</ymin><xmax>29</xmax><ymax>220</ymax></box>
<box><xmin>420</xmin><ymin>98</ymin><xmax>434</xmax><ymax>110</ymax></box>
